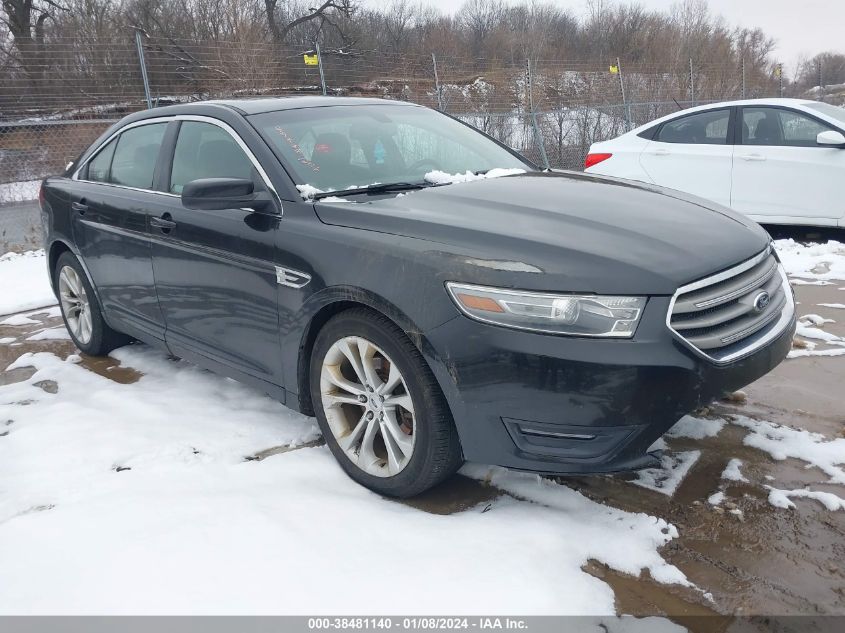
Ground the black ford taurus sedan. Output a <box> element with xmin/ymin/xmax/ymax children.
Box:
<box><xmin>40</xmin><ymin>96</ymin><xmax>796</xmax><ymax>497</ymax></box>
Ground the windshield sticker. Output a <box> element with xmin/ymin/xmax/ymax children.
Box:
<box><xmin>274</xmin><ymin>126</ymin><xmax>320</xmax><ymax>173</ymax></box>
<box><xmin>373</xmin><ymin>139</ymin><xmax>386</xmax><ymax>165</ymax></box>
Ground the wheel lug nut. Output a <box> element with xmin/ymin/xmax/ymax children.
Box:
<box><xmin>358</xmin><ymin>394</ymin><xmax>367</xmax><ymax>403</ymax></box>
<box><xmin>366</xmin><ymin>411</ymin><xmax>373</xmax><ymax>420</ymax></box>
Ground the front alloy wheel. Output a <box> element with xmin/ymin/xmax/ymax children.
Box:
<box><xmin>320</xmin><ymin>336</ymin><xmax>416</xmax><ymax>477</ymax></box>
<box><xmin>310</xmin><ymin>308</ymin><xmax>463</xmax><ymax>497</ymax></box>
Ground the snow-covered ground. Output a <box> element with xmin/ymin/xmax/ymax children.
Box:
<box><xmin>0</xmin><ymin>344</ymin><xmax>689</xmax><ymax>615</ymax></box>
<box><xmin>0</xmin><ymin>179</ymin><xmax>40</xmax><ymax>204</ymax></box>
<box><xmin>0</xmin><ymin>251</ymin><xmax>55</xmax><ymax>316</ymax></box>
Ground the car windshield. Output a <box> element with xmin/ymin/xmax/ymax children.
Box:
<box><xmin>805</xmin><ymin>102</ymin><xmax>845</xmax><ymax>126</ymax></box>
<box><xmin>249</xmin><ymin>104</ymin><xmax>533</xmax><ymax>196</ymax></box>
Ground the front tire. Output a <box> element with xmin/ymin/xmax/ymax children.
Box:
<box><xmin>310</xmin><ymin>308</ymin><xmax>463</xmax><ymax>497</ymax></box>
<box><xmin>55</xmin><ymin>251</ymin><xmax>130</xmax><ymax>356</ymax></box>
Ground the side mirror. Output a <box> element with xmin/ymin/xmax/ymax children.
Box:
<box><xmin>816</xmin><ymin>130</ymin><xmax>845</xmax><ymax>148</ymax></box>
<box><xmin>181</xmin><ymin>178</ymin><xmax>274</xmax><ymax>213</ymax></box>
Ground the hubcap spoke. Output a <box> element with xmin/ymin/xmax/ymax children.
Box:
<box><xmin>337</xmin><ymin>412</ymin><xmax>368</xmax><ymax>452</ymax></box>
<box><xmin>384</xmin><ymin>394</ymin><xmax>413</xmax><ymax>414</ymax></box>
<box><xmin>322</xmin><ymin>364</ymin><xmax>366</xmax><ymax>397</ymax></box>
<box><xmin>357</xmin><ymin>339</ymin><xmax>383</xmax><ymax>391</ymax></box>
<box><xmin>357</xmin><ymin>415</ymin><xmax>382</xmax><ymax>471</ymax></box>
<box><xmin>337</xmin><ymin>338</ymin><xmax>368</xmax><ymax>387</ymax></box>
<box><xmin>382</xmin><ymin>408</ymin><xmax>413</xmax><ymax>459</ymax></box>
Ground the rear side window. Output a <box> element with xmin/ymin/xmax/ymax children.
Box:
<box><xmin>86</xmin><ymin>138</ymin><xmax>117</xmax><ymax>182</ymax></box>
<box><xmin>742</xmin><ymin>107</ymin><xmax>834</xmax><ymax>147</ymax></box>
<box><xmin>169</xmin><ymin>122</ymin><xmax>258</xmax><ymax>194</ymax></box>
<box><xmin>656</xmin><ymin>109</ymin><xmax>730</xmax><ymax>145</ymax></box>
<box><xmin>109</xmin><ymin>123</ymin><xmax>167</xmax><ymax>189</ymax></box>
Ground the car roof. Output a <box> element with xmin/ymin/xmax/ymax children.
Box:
<box><xmin>191</xmin><ymin>96</ymin><xmax>419</xmax><ymax>115</ymax></box>
<box><xmin>625</xmin><ymin>98</ymin><xmax>824</xmax><ymax>135</ymax></box>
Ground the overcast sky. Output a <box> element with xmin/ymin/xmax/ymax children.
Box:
<box><xmin>365</xmin><ymin>0</ymin><xmax>843</xmax><ymax>69</ymax></box>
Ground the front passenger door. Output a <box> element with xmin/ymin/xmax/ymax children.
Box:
<box><xmin>731</xmin><ymin>107</ymin><xmax>844</xmax><ymax>223</ymax></box>
<box><xmin>149</xmin><ymin>120</ymin><xmax>284</xmax><ymax>390</ymax></box>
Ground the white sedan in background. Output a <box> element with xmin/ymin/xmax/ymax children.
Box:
<box><xmin>585</xmin><ymin>98</ymin><xmax>845</xmax><ymax>227</ymax></box>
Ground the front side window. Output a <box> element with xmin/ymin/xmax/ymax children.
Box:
<box><xmin>169</xmin><ymin>121</ymin><xmax>259</xmax><ymax>194</ymax></box>
<box><xmin>86</xmin><ymin>137</ymin><xmax>117</xmax><ymax>182</ymax></box>
<box><xmin>656</xmin><ymin>109</ymin><xmax>730</xmax><ymax>145</ymax></box>
<box><xmin>250</xmin><ymin>104</ymin><xmax>531</xmax><ymax>193</ymax></box>
<box><xmin>109</xmin><ymin>123</ymin><xmax>167</xmax><ymax>189</ymax></box>
<box><xmin>742</xmin><ymin>107</ymin><xmax>834</xmax><ymax>147</ymax></box>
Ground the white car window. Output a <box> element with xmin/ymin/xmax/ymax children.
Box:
<box><xmin>655</xmin><ymin>109</ymin><xmax>730</xmax><ymax>145</ymax></box>
<box><xmin>742</xmin><ymin>107</ymin><xmax>834</xmax><ymax>148</ymax></box>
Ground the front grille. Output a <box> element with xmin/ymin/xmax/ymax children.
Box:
<box><xmin>668</xmin><ymin>246</ymin><xmax>794</xmax><ymax>363</ymax></box>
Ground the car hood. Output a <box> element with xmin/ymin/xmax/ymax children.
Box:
<box><xmin>313</xmin><ymin>171</ymin><xmax>770</xmax><ymax>295</ymax></box>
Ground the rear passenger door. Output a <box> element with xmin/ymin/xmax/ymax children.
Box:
<box><xmin>71</xmin><ymin>121</ymin><xmax>169</xmax><ymax>341</ymax></box>
<box><xmin>149</xmin><ymin>119</ymin><xmax>285</xmax><ymax>390</ymax></box>
<box><xmin>731</xmin><ymin>106</ymin><xmax>844</xmax><ymax>223</ymax></box>
<box><xmin>639</xmin><ymin>108</ymin><xmax>734</xmax><ymax>207</ymax></box>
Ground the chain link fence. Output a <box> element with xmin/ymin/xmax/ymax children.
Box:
<box><xmin>2</xmin><ymin>35</ymin><xmax>839</xmax><ymax>207</ymax></box>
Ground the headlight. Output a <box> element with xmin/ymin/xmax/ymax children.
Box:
<box><xmin>446</xmin><ymin>282</ymin><xmax>646</xmax><ymax>337</ymax></box>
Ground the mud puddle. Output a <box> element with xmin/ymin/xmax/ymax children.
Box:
<box><xmin>0</xmin><ymin>306</ymin><xmax>142</xmax><ymax>385</ymax></box>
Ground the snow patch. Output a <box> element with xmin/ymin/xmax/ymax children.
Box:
<box><xmin>767</xmin><ymin>487</ymin><xmax>845</xmax><ymax>512</ymax></box>
<box><xmin>721</xmin><ymin>458</ymin><xmax>748</xmax><ymax>483</ymax></box>
<box><xmin>0</xmin><ymin>180</ymin><xmax>40</xmax><ymax>203</ymax></box>
<box><xmin>665</xmin><ymin>415</ymin><xmax>724</xmax><ymax>440</ymax></box>
<box><xmin>296</xmin><ymin>184</ymin><xmax>325</xmax><ymax>200</ymax></box>
<box><xmin>730</xmin><ymin>415</ymin><xmax>845</xmax><ymax>484</ymax></box>
<box><xmin>818</xmin><ymin>303</ymin><xmax>845</xmax><ymax>309</ymax></box>
<box><xmin>774</xmin><ymin>239</ymin><xmax>845</xmax><ymax>282</ymax></box>
<box><xmin>707</xmin><ymin>491</ymin><xmax>725</xmax><ymax>506</ymax></box>
<box><xmin>25</xmin><ymin>327</ymin><xmax>71</xmax><ymax>342</ymax></box>
<box><xmin>0</xmin><ymin>251</ymin><xmax>56</xmax><ymax>317</ymax></box>
<box><xmin>632</xmin><ymin>451</ymin><xmax>701</xmax><ymax>496</ymax></box>
<box><xmin>423</xmin><ymin>168</ymin><xmax>526</xmax><ymax>185</ymax></box>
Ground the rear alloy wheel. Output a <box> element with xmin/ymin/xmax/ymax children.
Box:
<box><xmin>310</xmin><ymin>308</ymin><xmax>463</xmax><ymax>497</ymax></box>
<box><xmin>58</xmin><ymin>265</ymin><xmax>93</xmax><ymax>345</ymax></box>
<box><xmin>55</xmin><ymin>251</ymin><xmax>130</xmax><ymax>356</ymax></box>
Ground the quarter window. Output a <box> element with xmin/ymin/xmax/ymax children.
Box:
<box><xmin>86</xmin><ymin>137</ymin><xmax>117</xmax><ymax>182</ymax></box>
<box><xmin>109</xmin><ymin>123</ymin><xmax>167</xmax><ymax>189</ymax></box>
<box><xmin>169</xmin><ymin>122</ymin><xmax>258</xmax><ymax>194</ymax></box>
<box><xmin>742</xmin><ymin>107</ymin><xmax>834</xmax><ymax>147</ymax></box>
<box><xmin>656</xmin><ymin>109</ymin><xmax>730</xmax><ymax>145</ymax></box>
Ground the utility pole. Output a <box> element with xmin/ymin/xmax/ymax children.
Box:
<box><xmin>741</xmin><ymin>57</ymin><xmax>746</xmax><ymax>99</ymax></box>
<box><xmin>689</xmin><ymin>58</ymin><xmax>695</xmax><ymax>106</ymax></box>
<box><xmin>432</xmin><ymin>53</ymin><xmax>443</xmax><ymax>110</ymax></box>
<box><xmin>315</xmin><ymin>40</ymin><xmax>327</xmax><ymax>96</ymax></box>
<box><xmin>134</xmin><ymin>29</ymin><xmax>153</xmax><ymax>110</ymax></box>
<box><xmin>525</xmin><ymin>58</ymin><xmax>550</xmax><ymax>170</ymax></box>
<box><xmin>616</xmin><ymin>57</ymin><xmax>631</xmax><ymax>131</ymax></box>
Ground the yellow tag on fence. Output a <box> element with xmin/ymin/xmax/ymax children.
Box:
<box><xmin>609</xmin><ymin>65</ymin><xmax>619</xmax><ymax>74</ymax></box>
<box><xmin>303</xmin><ymin>54</ymin><xmax>319</xmax><ymax>66</ymax></box>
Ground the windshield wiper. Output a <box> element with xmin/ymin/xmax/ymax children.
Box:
<box><xmin>312</xmin><ymin>181</ymin><xmax>435</xmax><ymax>200</ymax></box>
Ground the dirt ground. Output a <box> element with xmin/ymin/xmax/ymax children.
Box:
<box><xmin>1</xmin><ymin>281</ymin><xmax>843</xmax><ymax>630</ymax></box>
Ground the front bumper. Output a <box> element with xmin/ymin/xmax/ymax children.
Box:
<box><xmin>422</xmin><ymin>296</ymin><xmax>795</xmax><ymax>475</ymax></box>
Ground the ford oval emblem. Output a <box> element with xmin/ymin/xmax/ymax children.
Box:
<box><xmin>753</xmin><ymin>291</ymin><xmax>771</xmax><ymax>313</ymax></box>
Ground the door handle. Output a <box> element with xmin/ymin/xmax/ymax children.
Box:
<box><xmin>740</xmin><ymin>153</ymin><xmax>766</xmax><ymax>161</ymax></box>
<box><xmin>150</xmin><ymin>214</ymin><xmax>177</xmax><ymax>232</ymax></box>
<box><xmin>71</xmin><ymin>201</ymin><xmax>88</xmax><ymax>214</ymax></box>
<box><xmin>651</xmin><ymin>149</ymin><xmax>670</xmax><ymax>156</ymax></box>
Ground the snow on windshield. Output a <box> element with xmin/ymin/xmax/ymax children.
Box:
<box><xmin>423</xmin><ymin>168</ymin><xmax>526</xmax><ymax>185</ymax></box>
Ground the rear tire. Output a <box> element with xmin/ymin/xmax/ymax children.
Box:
<box><xmin>55</xmin><ymin>251</ymin><xmax>130</xmax><ymax>356</ymax></box>
<box><xmin>310</xmin><ymin>307</ymin><xmax>463</xmax><ymax>497</ymax></box>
